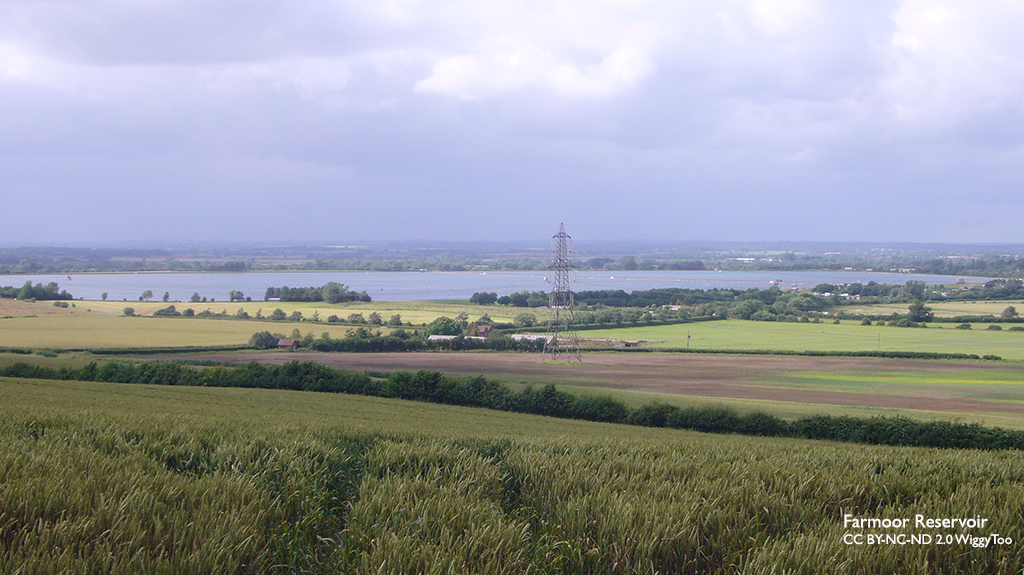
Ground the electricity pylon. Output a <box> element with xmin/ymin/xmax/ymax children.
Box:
<box><xmin>543</xmin><ymin>223</ymin><xmax>581</xmax><ymax>362</ymax></box>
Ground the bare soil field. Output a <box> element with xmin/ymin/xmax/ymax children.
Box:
<box><xmin>175</xmin><ymin>351</ymin><xmax>1024</xmax><ymax>416</ymax></box>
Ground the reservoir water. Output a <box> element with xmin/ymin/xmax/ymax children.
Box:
<box><xmin>0</xmin><ymin>270</ymin><xmax>985</xmax><ymax>303</ymax></box>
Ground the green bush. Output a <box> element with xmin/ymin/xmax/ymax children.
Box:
<box><xmin>568</xmin><ymin>394</ymin><xmax>629</xmax><ymax>423</ymax></box>
<box><xmin>888</xmin><ymin>318</ymin><xmax>921</xmax><ymax>328</ymax></box>
<box><xmin>152</xmin><ymin>305</ymin><xmax>181</xmax><ymax>317</ymax></box>
<box><xmin>248</xmin><ymin>331</ymin><xmax>278</xmax><ymax>350</ymax></box>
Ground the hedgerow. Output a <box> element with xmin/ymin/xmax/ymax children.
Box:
<box><xmin>610</xmin><ymin>347</ymin><xmax>998</xmax><ymax>360</ymax></box>
<box><xmin>3</xmin><ymin>360</ymin><xmax>1021</xmax><ymax>451</ymax></box>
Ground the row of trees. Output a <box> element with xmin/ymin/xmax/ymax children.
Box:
<box><xmin>472</xmin><ymin>290</ymin><xmax>550</xmax><ymax>307</ymax></box>
<box><xmin>248</xmin><ymin>327</ymin><xmax>545</xmax><ymax>353</ymax></box>
<box><xmin>264</xmin><ymin>282</ymin><xmax>371</xmax><ymax>303</ymax></box>
<box><xmin>128</xmin><ymin>304</ymin><xmax>416</xmax><ymax>328</ymax></box>
<box><xmin>326</xmin><ymin>312</ymin><xmax>404</xmax><ymax>326</ymax></box>
<box><xmin>0</xmin><ymin>281</ymin><xmax>73</xmax><ymax>301</ymax></box>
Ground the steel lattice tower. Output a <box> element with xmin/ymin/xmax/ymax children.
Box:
<box><xmin>544</xmin><ymin>223</ymin><xmax>581</xmax><ymax>362</ymax></box>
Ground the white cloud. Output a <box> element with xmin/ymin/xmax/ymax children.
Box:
<box><xmin>206</xmin><ymin>57</ymin><xmax>351</xmax><ymax>98</ymax></box>
<box><xmin>0</xmin><ymin>43</ymin><xmax>33</xmax><ymax>82</ymax></box>
<box><xmin>747</xmin><ymin>0</ymin><xmax>816</xmax><ymax>35</ymax></box>
<box><xmin>4</xmin><ymin>0</ymin><xmax>1024</xmax><ymax>243</ymax></box>
<box><xmin>885</xmin><ymin>0</ymin><xmax>1024</xmax><ymax>129</ymax></box>
<box><xmin>414</xmin><ymin>5</ymin><xmax>661</xmax><ymax>100</ymax></box>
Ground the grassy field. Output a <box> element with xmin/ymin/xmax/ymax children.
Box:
<box><xmin>0</xmin><ymin>297</ymin><xmax>532</xmax><ymax>349</ymax></box>
<box><xmin>845</xmin><ymin>299</ymin><xmax>1024</xmax><ymax>318</ymax></box>
<box><xmin>73</xmin><ymin>298</ymin><xmax>525</xmax><ymax>325</ymax></box>
<box><xmin>580</xmin><ymin>319</ymin><xmax>1024</xmax><ymax>359</ymax></box>
<box><xmin>2</xmin><ymin>376</ymin><xmax>1022</xmax><ymax>573</ymax></box>
<box><xmin>8</xmin><ymin>296</ymin><xmax>1022</xmax><ymax>359</ymax></box>
<box><xmin>0</xmin><ymin>314</ymin><xmax>360</xmax><ymax>349</ymax></box>
<box><xmin>4</xmin><ymin>295</ymin><xmax>1022</xmax><ymax>436</ymax></box>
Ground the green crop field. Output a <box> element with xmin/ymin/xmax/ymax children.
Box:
<box><xmin>580</xmin><ymin>319</ymin><xmax>1024</xmax><ymax>359</ymax></box>
<box><xmin>2</xmin><ymin>377</ymin><xmax>1021</xmax><ymax>573</ymax></box>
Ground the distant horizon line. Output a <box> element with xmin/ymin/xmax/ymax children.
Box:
<box><xmin>2</xmin><ymin>238</ymin><xmax>1024</xmax><ymax>253</ymax></box>
<box><xmin>3</xmin><ymin>239</ymin><xmax>1024</xmax><ymax>252</ymax></box>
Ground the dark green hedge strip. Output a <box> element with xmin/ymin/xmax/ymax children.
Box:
<box><xmin>627</xmin><ymin>404</ymin><xmax>1024</xmax><ymax>450</ymax></box>
<box><xmin>2</xmin><ymin>360</ymin><xmax>1020</xmax><ymax>450</ymax></box>
<box><xmin>0</xmin><ymin>360</ymin><xmax>621</xmax><ymax>423</ymax></box>
<box><xmin>88</xmin><ymin>345</ymin><xmax>251</xmax><ymax>355</ymax></box>
<box><xmin>0</xmin><ymin>347</ymin><xmax>33</xmax><ymax>355</ymax></box>
<box><xmin>605</xmin><ymin>347</ymin><xmax>997</xmax><ymax>360</ymax></box>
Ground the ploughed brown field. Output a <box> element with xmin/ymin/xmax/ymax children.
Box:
<box><xmin>174</xmin><ymin>351</ymin><xmax>1024</xmax><ymax>416</ymax></box>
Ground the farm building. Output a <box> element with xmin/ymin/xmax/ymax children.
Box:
<box><xmin>470</xmin><ymin>324</ymin><xmax>494</xmax><ymax>337</ymax></box>
<box><xmin>511</xmin><ymin>334</ymin><xmax>554</xmax><ymax>345</ymax></box>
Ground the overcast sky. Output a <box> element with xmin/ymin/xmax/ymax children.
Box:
<box><xmin>2</xmin><ymin>1</ymin><xmax>1023</xmax><ymax>245</ymax></box>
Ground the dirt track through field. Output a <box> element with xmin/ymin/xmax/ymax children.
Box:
<box><xmin>174</xmin><ymin>351</ymin><xmax>1024</xmax><ymax>416</ymax></box>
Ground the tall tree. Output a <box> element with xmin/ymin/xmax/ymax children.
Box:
<box><xmin>908</xmin><ymin>300</ymin><xmax>934</xmax><ymax>322</ymax></box>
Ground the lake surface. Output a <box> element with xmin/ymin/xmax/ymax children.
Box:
<box><xmin>0</xmin><ymin>270</ymin><xmax>985</xmax><ymax>303</ymax></box>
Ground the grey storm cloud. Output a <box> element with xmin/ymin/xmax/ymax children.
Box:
<box><xmin>2</xmin><ymin>0</ymin><xmax>1023</xmax><ymax>244</ymax></box>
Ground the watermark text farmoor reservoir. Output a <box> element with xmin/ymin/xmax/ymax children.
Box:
<box><xmin>842</xmin><ymin>514</ymin><xmax>1012</xmax><ymax>548</ymax></box>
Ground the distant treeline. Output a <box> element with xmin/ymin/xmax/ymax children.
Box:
<box><xmin>2</xmin><ymin>359</ymin><xmax>1021</xmax><ymax>451</ymax></box>
<box><xmin>249</xmin><ymin>328</ymin><xmax>545</xmax><ymax>353</ymax></box>
<box><xmin>1</xmin><ymin>257</ymin><xmax>249</xmax><ymax>274</ymax></box>
<box><xmin>936</xmin><ymin>278</ymin><xmax>1024</xmax><ymax>301</ymax></box>
<box><xmin>264</xmin><ymin>282</ymin><xmax>370</xmax><ymax>303</ymax></box>
<box><xmin>0</xmin><ymin>281</ymin><xmax>73</xmax><ymax>301</ymax></box>
<box><xmin>6</xmin><ymin>243</ymin><xmax>1024</xmax><ymax>277</ymax></box>
<box><xmin>475</xmin><ymin>288</ymin><xmax>753</xmax><ymax>309</ymax></box>
<box><xmin>812</xmin><ymin>278</ymin><xmax>1024</xmax><ymax>302</ymax></box>
<box><xmin>474</xmin><ymin>282</ymin><xmax>1024</xmax><ymax>327</ymax></box>
<box><xmin>717</xmin><ymin>252</ymin><xmax>1024</xmax><ymax>277</ymax></box>
<box><xmin>575</xmin><ymin>288</ymin><xmax>754</xmax><ymax>307</ymax></box>
<box><xmin>519</xmin><ymin>280</ymin><xmax>1024</xmax><ymax>310</ymax></box>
